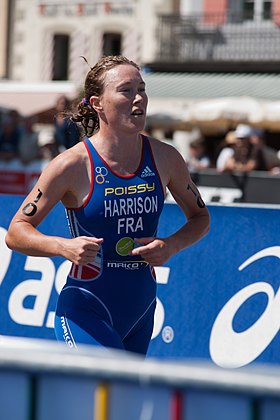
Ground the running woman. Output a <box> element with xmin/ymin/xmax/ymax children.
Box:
<box><xmin>5</xmin><ymin>56</ymin><xmax>210</xmax><ymax>355</ymax></box>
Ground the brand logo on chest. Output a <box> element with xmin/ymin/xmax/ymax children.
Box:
<box><xmin>141</xmin><ymin>165</ymin><xmax>155</xmax><ymax>178</ymax></box>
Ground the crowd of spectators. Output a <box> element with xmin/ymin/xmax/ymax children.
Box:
<box><xmin>215</xmin><ymin>124</ymin><xmax>280</xmax><ymax>174</ymax></box>
<box><xmin>0</xmin><ymin>101</ymin><xmax>279</xmax><ymax>178</ymax></box>
<box><xmin>0</xmin><ymin>95</ymin><xmax>81</xmax><ymax>168</ymax></box>
<box><xmin>185</xmin><ymin>124</ymin><xmax>280</xmax><ymax>176</ymax></box>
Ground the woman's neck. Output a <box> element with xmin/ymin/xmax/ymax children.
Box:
<box><xmin>89</xmin><ymin>131</ymin><xmax>143</xmax><ymax>175</ymax></box>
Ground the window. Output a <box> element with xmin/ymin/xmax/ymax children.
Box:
<box><xmin>263</xmin><ymin>1</ymin><xmax>272</xmax><ymax>20</ymax></box>
<box><xmin>52</xmin><ymin>34</ymin><xmax>69</xmax><ymax>81</ymax></box>
<box><xmin>102</xmin><ymin>33</ymin><xmax>122</xmax><ymax>56</ymax></box>
<box><xmin>227</xmin><ymin>0</ymin><xmax>244</xmax><ymax>23</ymax></box>
<box><xmin>242</xmin><ymin>0</ymin><xmax>272</xmax><ymax>21</ymax></box>
<box><xmin>243</xmin><ymin>0</ymin><xmax>255</xmax><ymax>21</ymax></box>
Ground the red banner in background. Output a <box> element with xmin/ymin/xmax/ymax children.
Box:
<box><xmin>0</xmin><ymin>167</ymin><xmax>42</xmax><ymax>195</ymax></box>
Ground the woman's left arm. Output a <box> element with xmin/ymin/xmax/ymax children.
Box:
<box><xmin>131</xmin><ymin>143</ymin><xmax>210</xmax><ymax>265</ymax></box>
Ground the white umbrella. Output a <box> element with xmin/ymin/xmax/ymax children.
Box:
<box><xmin>147</xmin><ymin>98</ymin><xmax>192</xmax><ymax>130</ymax></box>
<box><xmin>189</xmin><ymin>96</ymin><xmax>265</xmax><ymax>129</ymax></box>
<box><xmin>261</xmin><ymin>101</ymin><xmax>280</xmax><ymax>131</ymax></box>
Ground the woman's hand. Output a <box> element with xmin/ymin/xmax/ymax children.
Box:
<box><xmin>130</xmin><ymin>237</ymin><xmax>172</xmax><ymax>266</ymax></box>
<box><xmin>61</xmin><ymin>236</ymin><xmax>104</xmax><ymax>266</ymax></box>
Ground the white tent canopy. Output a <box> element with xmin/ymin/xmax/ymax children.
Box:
<box><xmin>144</xmin><ymin>72</ymin><xmax>280</xmax><ymax>132</ymax></box>
<box><xmin>2</xmin><ymin>78</ymin><xmax>280</xmax><ymax>132</ymax></box>
<box><xmin>189</xmin><ymin>96</ymin><xmax>266</xmax><ymax>126</ymax></box>
<box><xmin>148</xmin><ymin>96</ymin><xmax>280</xmax><ymax>132</ymax></box>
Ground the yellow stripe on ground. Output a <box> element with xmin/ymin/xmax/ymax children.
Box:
<box><xmin>94</xmin><ymin>382</ymin><xmax>109</xmax><ymax>420</ymax></box>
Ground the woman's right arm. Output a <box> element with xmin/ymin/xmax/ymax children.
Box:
<box><xmin>5</xmin><ymin>151</ymin><xmax>103</xmax><ymax>265</ymax></box>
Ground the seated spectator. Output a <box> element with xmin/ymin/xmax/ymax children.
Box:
<box><xmin>0</xmin><ymin>111</ymin><xmax>22</xmax><ymax>162</ymax></box>
<box><xmin>249</xmin><ymin>127</ymin><xmax>280</xmax><ymax>172</ymax></box>
<box><xmin>19</xmin><ymin>116</ymin><xmax>40</xmax><ymax>164</ymax></box>
<box><xmin>38</xmin><ymin>129</ymin><xmax>59</xmax><ymax>161</ymax></box>
<box><xmin>271</xmin><ymin>150</ymin><xmax>280</xmax><ymax>175</ymax></box>
<box><xmin>54</xmin><ymin>95</ymin><xmax>81</xmax><ymax>152</ymax></box>
<box><xmin>186</xmin><ymin>138</ymin><xmax>211</xmax><ymax>173</ymax></box>
<box><xmin>216</xmin><ymin>130</ymin><xmax>236</xmax><ymax>172</ymax></box>
<box><xmin>222</xmin><ymin>124</ymin><xmax>267</xmax><ymax>173</ymax></box>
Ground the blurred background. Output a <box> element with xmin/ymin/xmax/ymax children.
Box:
<box><xmin>1</xmin><ymin>3</ymin><xmax>280</xmax><ymax>420</ymax></box>
<box><xmin>0</xmin><ymin>0</ymin><xmax>280</xmax><ymax>202</ymax></box>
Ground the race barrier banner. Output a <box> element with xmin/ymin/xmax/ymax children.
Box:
<box><xmin>0</xmin><ymin>169</ymin><xmax>40</xmax><ymax>194</ymax></box>
<box><xmin>0</xmin><ymin>194</ymin><xmax>279</xmax><ymax>368</ymax></box>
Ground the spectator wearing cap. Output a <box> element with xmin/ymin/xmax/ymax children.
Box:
<box><xmin>222</xmin><ymin>124</ymin><xmax>267</xmax><ymax>173</ymax></box>
<box><xmin>0</xmin><ymin>110</ymin><xmax>22</xmax><ymax>162</ymax></box>
<box><xmin>216</xmin><ymin>130</ymin><xmax>236</xmax><ymax>172</ymax></box>
<box><xmin>249</xmin><ymin>127</ymin><xmax>280</xmax><ymax>172</ymax></box>
<box><xmin>186</xmin><ymin>138</ymin><xmax>211</xmax><ymax>173</ymax></box>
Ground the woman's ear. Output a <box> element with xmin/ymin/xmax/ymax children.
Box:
<box><xmin>90</xmin><ymin>96</ymin><xmax>103</xmax><ymax>113</ymax></box>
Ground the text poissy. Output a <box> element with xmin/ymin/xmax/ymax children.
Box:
<box><xmin>105</xmin><ymin>183</ymin><xmax>155</xmax><ymax>196</ymax></box>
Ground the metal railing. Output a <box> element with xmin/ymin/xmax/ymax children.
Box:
<box><xmin>1</xmin><ymin>336</ymin><xmax>280</xmax><ymax>420</ymax></box>
<box><xmin>157</xmin><ymin>12</ymin><xmax>280</xmax><ymax>63</ymax></box>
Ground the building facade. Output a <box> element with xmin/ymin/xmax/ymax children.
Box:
<box><xmin>2</xmin><ymin>0</ymin><xmax>280</xmax><ymax>83</ymax></box>
<box><xmin>0</xmin><ymin>0</ymin><xmax>9</xmax><ymax>79</ymax></box>
<box><xmin>4</xmin><ymin>0</ymin><xmax>176</xmax><ymax>84</ymax></box>
<box><xmin>153</xmin><ymin>0</ymin><xmax>280</xmax><ymax>71</ymax></box>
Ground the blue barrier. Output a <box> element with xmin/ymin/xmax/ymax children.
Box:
<box><xmin>0</xmin><ymin>194</ymin><xmax>279</xmax><ymax>368</ymax></box>
<box><xmin>2</xmin><ymin>337</ymin><xmax>280</xmax><ymax>420</ymax></box>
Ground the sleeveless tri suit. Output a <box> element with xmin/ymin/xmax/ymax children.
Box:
<box><xmin>55</xmin><ymin>135</ymin><xmax>165</xmax><ymax>354</ymax></box>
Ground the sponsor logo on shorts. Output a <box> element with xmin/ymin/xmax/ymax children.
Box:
<box><xmin>107</xmin><ymin>261</ymin><xmax>149</xmax><ymax>270</ymax></box>
<box><xmin>60</xmin><ymin>316</ymin><xmax>75</xmax><ymax>348</ymax></box>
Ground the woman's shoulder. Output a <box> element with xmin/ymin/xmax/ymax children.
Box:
<box><xmin>145</xmin><ymin>136</ymin><xmax>186</xmax><ymax>187</ymax></box>
<box><xmin>147</xmin><ymin>135</ymin><xmax>178</xmax><ymax>154</ymax></box>
<box><xmin>147</xmin><ymin>136</ymin><xmax>184</xmax><ymax>166</ymax></box>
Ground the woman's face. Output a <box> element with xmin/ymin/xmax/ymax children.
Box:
<box><xmin>91</xmin><ymin>64</ymin><xmax>148</xmax><ymax>133</ymax></box>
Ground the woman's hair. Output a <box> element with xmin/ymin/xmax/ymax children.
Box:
<box><xmin>72</xmin><ymin>55</ymin><xmax>140</xmax><ymax>137</ymax></box>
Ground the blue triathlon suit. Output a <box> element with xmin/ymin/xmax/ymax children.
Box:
<box><xmin>55</xmin><ymin>135</ymin><xmax>165</xmax><ymax>355</ymax></box>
